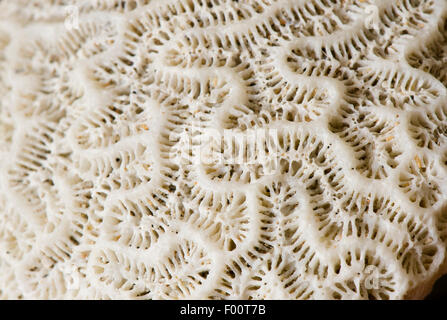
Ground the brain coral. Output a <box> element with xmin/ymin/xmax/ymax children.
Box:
<box><xmin>0</xmin><ymin>0</ymin><xmax>446</xmax><ymax>299</ymax></box>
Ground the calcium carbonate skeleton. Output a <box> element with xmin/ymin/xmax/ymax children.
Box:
<box><xmin>0</xmin><ymin>0</ymin><xmax>446</xmax><ymax>299</ymax></box>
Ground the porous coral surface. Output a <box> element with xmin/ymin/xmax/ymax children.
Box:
<box><xmin>0</xmin><ymin>0</ymin><xmax>447</xmax><ymax>299</ymax></box>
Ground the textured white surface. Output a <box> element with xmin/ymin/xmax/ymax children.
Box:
<box><xmin>0</xmin><ymin>0</ymin><xmax>447</xmax><ymax>299</ymax></box>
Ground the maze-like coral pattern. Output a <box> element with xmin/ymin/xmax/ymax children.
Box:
<box><xmin>0</xmin><ymin>0</ymin><xmax>447</xmax><ymax>299</ymax></box>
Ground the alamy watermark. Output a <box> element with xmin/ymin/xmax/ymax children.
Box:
<box><xmin>173</xmin><ymin>126</ymin><xmax>281</xmax><ymax>176</ymax></box>
<box><xmin>64</xmin><ymin>5</ymin><xmax>80</xmax><ymax>31</ymax></box>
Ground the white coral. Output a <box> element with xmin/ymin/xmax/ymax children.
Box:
<box><xmin>0</xmin><ymin>0</ymin><xmax>447</xmax><ymax>300</ymax></box>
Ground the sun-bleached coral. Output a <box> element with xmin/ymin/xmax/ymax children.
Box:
<box><xmin>0</xmin><ymin>0</ymin><xmax>446</xmax><ymax>299</ymax></box>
